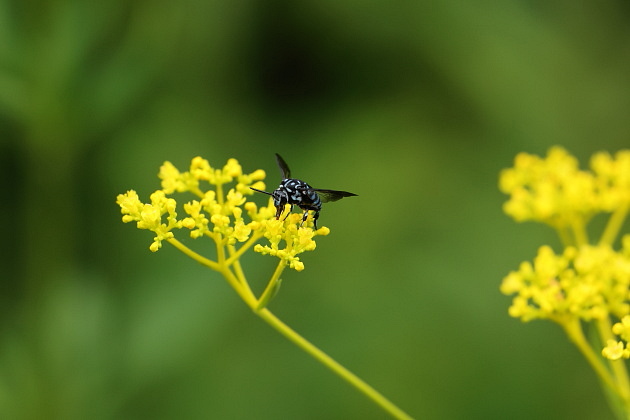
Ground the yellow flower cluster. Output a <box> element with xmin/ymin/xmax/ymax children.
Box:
<box><xmin>500</xmin><ymin>243</ymin><xmax>630</xmax><ymax>323</ymax></box>
<box><xmin>116</xmin><ymin>157</ymin><xmax>330</xmax><ymax>271</ymax></box>
<box><xmin>500</xmin><ymin>147</ymin><xmax>630</xmax><ymax>230</ymax></box>
<box><xmin>117</xmin><ymin>190</ymin><xmax>179</xmax><ymax>251</ymax></box>
<box><xmin>254</xmin><ymin>215</ymin><xmax>330</xmax><ymax>271</ymax></box>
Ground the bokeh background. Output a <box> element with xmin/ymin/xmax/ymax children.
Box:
<box><xmin>2</xmin><ymin>1</ymin><xmax>630</xmax><ymax>419</ymax></box>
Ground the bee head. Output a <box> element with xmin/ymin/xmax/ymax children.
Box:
<box><xmin>272</xmin><ymin>186</ymin><xmax>289</xmax><ymax>207</ymax></box>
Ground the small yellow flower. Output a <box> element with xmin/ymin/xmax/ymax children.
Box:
<box><xmin>602</xmin><ymin>340</ymin><xmax>628</xmax><ymax>360</ymax></box>
<box><xmin>237</xmin><ymin>169</ymin><xmax>266</xmax><ymax>195</ymax></box>
<box><xmin>232</xmin><ymin>220</ymin><xmax>251</xmax><ymax>243</ymax></box>
<box><xmin>210</xmin><ymin>213</ymin><xmax>229</xmax><ymax>227</ymax></box>
<box><xmin>612</xmin><ymin>315</ymin><xmax>630</xmax><ymax>342</ymax></box>
<box><xmin>290</xmin><ymin>260</ymin><xmax>305</xmax><ymax>272</ymax></box>
<box><xmin>160</xmin><ymin>161</ymin><xmax>200</xmax><ymax>194</ymax></box>
<box><xmin>224</xmin><ymin>189</ymin><xmax>246</xmax><ymax>215</ymax></box>
<box><xmin>223</xmin><ymin>158</ymin><xmax>242</xmax><ymax>178</ymax></box>
<box><xmin>182</xmin><ymin>200</ymin><xmax>209</xmax><ymax>238</ymax></box>
<box><xmin>116</xmin><ymin>190</ymin><xmax>143</xmax><ymax>223</ymax></box>
<box><xmin>181</xmin><ymin>217</ymin><xmax>196</xmax><ymax>230</ymax></box>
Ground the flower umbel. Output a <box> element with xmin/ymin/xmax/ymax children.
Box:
<box><xmin>116</xmin><ymin>156</ymin><xmax>413</xmax><ymax>420</ymax></box>
<box><xmin>117</xmin><ymin>157</ymin><xmax>328</xmax><ymax>271</ymax></box>
<box><xmin>500</xmin><ymin>147</ymin><xmax>630</xmax><ymax>415</ymax></box>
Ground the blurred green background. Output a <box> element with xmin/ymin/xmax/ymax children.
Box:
<box><xmin>1</xmin><ymin>1</ymin><xmax>629</xmax><ymax>419</ymax></box>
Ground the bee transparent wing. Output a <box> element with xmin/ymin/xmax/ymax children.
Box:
<box><xmin>275</xmin><ymin>153</ymin><xmax>291</xmax><ymax>179</ymax></box>
<box><xmin>311</xmin><ymin>189</ymin><xmax>358</xmax><ymax>203</ymax></box>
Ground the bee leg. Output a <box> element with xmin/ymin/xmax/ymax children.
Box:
<box><xmin>299</xmin><ymin>210</ymin><xmax>319</xmax><ymax>229</ymax></box>
<box><xmin>300</xmin><ymin>210</ymin><xmax>310</xmax><ymax>227</ymax></box>
<box><xmin>279</xmin><ymin>204</ymin><xmax>293</xmax><ymax>220</ymax></box>
<box><xmin>312</xmin><ymin>210</ymin><xmax>319</xmax><ymax>230</ymax></box>
<box><xmin>275</xmin><ymin>204</ymin><xmax>289</xmax><ymax>219</ymax></box>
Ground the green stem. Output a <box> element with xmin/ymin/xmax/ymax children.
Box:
<box><xmin>167</xmin><ymin>238</ymin><xmax>221</xmax><ymax>271</ymax></box>
<box><xmin>216</xmin><ymin>182</ymin><xmax>224</xmax><ymax>205</ymax></box>
<box><xmin>561</xmin><ymin>318</ymin><xmax>619</xmax><ymax>396</ymax></box>
<box><xmin>256</xmin><ymin>260</ymin><xmax>286</xmax><ymax>310</ymax></box>
<box><xmin>570</xmin><ymin>216</ymin><xmax>589</xmax><ymax>247</ymax></box>
<box><xmin>167</xmin><ymin>225</ymin><xmax>413</xmax><ymax>418</ymax></box>
<box><xmin>600</xmin><ymin>204</ymin><xmax>629</xmax><ymax>247</ymax></box>
<box><xmin>220</xmin><ymin>265</ymin><xmax>258</xmax><ymax>307</ymax></box>
<box><xmin>255</xmin><ymin>308</ymin><xmax>415</xmax><ymax>420</ymax></box>
<box><xmin>554</xmin><ymin>224</ymin><xmax>573</xmax><ymax>248</ymax></box>
<box><xmin>227</xmin><ymin>244</ymin><xmax>249</xmax><ymax>290</ymax></box>
<box><xmin>225</xmin><ymin>232</ymin><xmax>263</xmax><ymax>266</ymax></box>
<box><xmin>214</xmin><ymin>235</ymin><xmax>226</xmax><ymax>265</ymax></box>
<box><xmin>189</xmin><ymin>186</ymin><xmax>206</xmax><ymax>198</ymax></box>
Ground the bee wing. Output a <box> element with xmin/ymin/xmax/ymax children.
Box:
<box><xmin>311</xmin><ymin>189</ymin><xmax>358</xmax><ymax>203</ymax></box>
<box><xmin>275</xmin><ymin>153</ymin><xmax>291</xmax><ymax>179</ymax></box>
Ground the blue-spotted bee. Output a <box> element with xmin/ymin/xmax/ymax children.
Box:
<box><xmin>251</xmin><ymin>154</ymin><xmax>357</xmax><ymax>229</ymax></box>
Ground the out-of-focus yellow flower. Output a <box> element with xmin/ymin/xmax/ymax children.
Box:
<box><xmin>602</xmin><ymin>340</ymin><xmax>630</xmax><ymax>361</ymax></box>
<box><xmin>500</xmin><ymin>147</ymin><xmax>630</xmax><ymax>246</ymax></box>
<box><xmin>501</xmin><ymin>244</ymin><xmax>630</xmax><ymax>323</ymax></box>
<box><xmin>499</xmin><ymin>147</ymin><xmax>598</xmax><ymax>229</ymax></box>
<box><xmin>591</xmin><ymin>150</ymin><xmax>630</xmax><ymax>212</ymax></box>
<box><xmin>612</xmin><ymin>316</ymin><xmax>630</xmax><ymax>343</ymax></box>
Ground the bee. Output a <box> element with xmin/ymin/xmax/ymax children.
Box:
<box><xmin>251</xmin><ymin>153</ymin><xmax>357</xmax><ymax>229</ymax></box>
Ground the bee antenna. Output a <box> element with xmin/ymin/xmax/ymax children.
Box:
<box><xmin>250</xmin><ymin>187</ymin><xmax>273</xmax><ymax>196</ymax></box>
